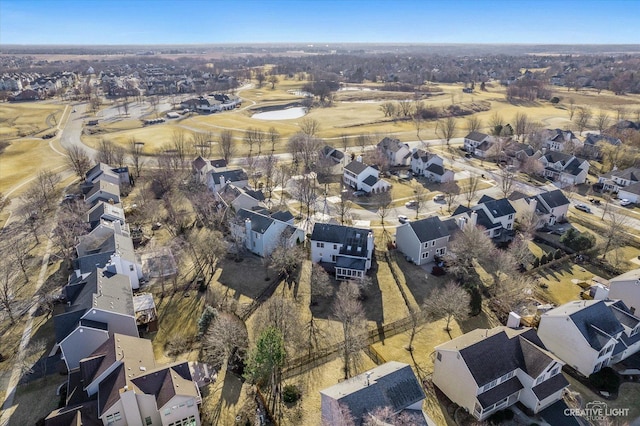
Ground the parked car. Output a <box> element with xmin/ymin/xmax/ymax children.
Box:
<box><xmin>620</xmin><ymin>199</ymin><xmax>633</xmax><ymax>206</ymax></box>
<box><xmin>352</xmin><ymin>190</ymin><xmax>366</xmax><ymax>197</ymax></box>
<box><xmin>574</xmin><ymin>203</ymin><xmax>591</xmax><ymax>213</ymax></box>
<box><xmin>405</xmin><ymin>200</ymin><xmax>418</xmax><ymax>208</ymax></box>
<box><xmin>398</xmin><ymin>215</ymin><xmax>409</xmax><ymax>224</ymax></box>
<box><xmin>433</xmin><ymin>194</ymin><xmax>445</xmax><ymax>202</ymax></box>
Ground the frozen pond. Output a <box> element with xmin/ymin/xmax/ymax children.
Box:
<box><xmin>252</xmin><ymin>107</ymin><xmax>307</xmax><ymax>120</ymax></box>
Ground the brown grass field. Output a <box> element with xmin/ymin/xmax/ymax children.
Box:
<box><xmin>0</xmin><ymin>102</ymin><xmax>63</xmax><ymax>139</ymax></box>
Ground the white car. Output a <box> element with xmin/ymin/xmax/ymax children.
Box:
<box><xmin>398</xmin><ymin>215</ymin><xmax>409</xmax><ymax>224</ymax></box>
<box><xmin>620</xmin><ymin>199</ymin><xmax>633</xmax><ymax>206</ymax></box>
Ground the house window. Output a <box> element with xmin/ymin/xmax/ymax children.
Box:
<box><xmin>424</xmin><ymin>242</ymin><xmax>429</xmax><ymax>249</ymax></box>
<box><xmin>145</xmin><ymin>417</ymin><xmax>153</xmax><ymax>425</ymax></box>
<box><xmin>187</xmin><ymin>399</ymin><xmax>194</xmax><ymax>407</ymax></box>
<box><xmin>331</xmin><ymin>255</ymin><xmax>336</xmax><ymax>262</ymax></box>
<box><xmin>317</xmin><ymin>242</ymin><xmax>324</xmax><ymax>248</ymax></box>
<box><xmin>508</xmin><ymin>214</ymin><xmax>513</xmax><ymax>219</ymax></box>
<box><xmin>129</xmin><ymin>265</ymin><xmax>134</xmax><ymax>271</ymax></box>
<box><xmin>106</xmin><ymin>412</ymin><xmax>122</xmax><ymax>425</ymax></box>
<box><xmin>164</xmin><ymin>408</ymin><xmax>171</xmax><ymax>416</ymax></box>
<box><xmin>421</xmin><ymin>252</ymin><xmax>429</xmax><ymax>259</ymax></box>
<box><xmin>535</xmin><ymin>375</ymin><xmax>544</xmax><ymax>385</ymax></box>
<box><xmin>474</xmin><ymin>402</ymin><xmax>482</xmax><ymax>416</ymax></box>
<box><xmin>431</xmin><ymin>241</ymin><xmax>435</xmax><ymax>247</ymax></box>
<box><xmin>436</xmin><ymin>352</ymin><xmax>442</xmax><ymax>362</ymax></box>
<box><xmin>551</xmin><ymin>367</ymin><xmax>560</xmax><ymax>376</ymax></box>
<box><xmin>334</xmin><ymin>244</ymin><xmax>337</xmax><ymax>250</ymax></box>
<box><xmin>436</xmin><ymin>247</ymin><xmax>446</xmax><ymax>256</ymax></box>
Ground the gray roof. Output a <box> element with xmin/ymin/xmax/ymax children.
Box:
<box><xmin>237</xmin><ymin>208</ymin><xmax>274</xmax><ymax>234</ymax></box>
<box><xmin>477</xmin><ymin>376</ymin><xmax>523</xmax><ymax>408</ymax></box>
<box><xmin>85</xmin><ymin>180</ymin><xmax>120</xmax><ymax>203</ymax></box>
<box><xmin>192</xmin><ymin>156</ymin><xmax>207</xmax><ymax>170</ymax></box>
<box><xmin>482</xmin><ymin>197</ymin><xmax>516</xmax><ymax>218</ymax></box>
<box><xmin>320</xmin><ymin>362</ymin><xmax>425</xmax><ymax>423</ymax></box>
<box><xmin>271</xmin><ymin>210</ymin><xmax>294</xmax><ymax>223</ymax></box>
<box><xmin>378</xmin><ymin>137</ymin><xmax>405</xmax><ymax>153</ymax></box>
<box><xmin>362</xmin><ymin>175</ymin><xmax>379</xmax><ymax>186</ymax></box>
<box><xmin>311</xmin><ymin>223</ymin><xmax>371</xmax><ymax>257</ymax></box>
<box><xmin>407</xmin><ymin>216</ymin><xmax>454</xmax><ymax>243</ymax></box>
<box><xmin>601</xmin><ymin>166</ymin><xmax>640</xmax><ymax>182</ymax></box>
<box><xmin>465</xmin><ymin>131</ymin><xmax>489</xmax><ymax>142</ymax></box>
<box><xmin>344</xmin><ymin>160</ymin><xmax>370</xmax><ymax>175</ymax></box>
<box><xmin>412</xmin><ymin>149</ymin><xmax>436</xmax><ymax>162</ymax></box>
<box><xmin>531</xmin><ymin>373</ymin><xmax>570</xmax><ymax>401</ymax></box>
<box><xmin>209</xmin><ymin>169</ymin><xmax>248</xmax><ymax>185</ymax></box>
<box><xmin>619</xmin><ymin>181</ymin><xmax>640</xmax><ymax>195</ymax></box>
<box><xmin>455</xmin><ymin>328</ymin><xmax>553</xmax><ymax>387</ymax></box>
<box><xmin>335</xmin><ymin>256</ymin><xmax>367</xmax><ymax>271</ymax></box>
<box><xmin>425</xmin><ymin>163</ymin><xmax>445</xmax><ymax>176</ymax></box>
<box><xmin>537</xmin><ymin>190</ymin><xmax>570</xmax><ymax>209</ymax></box>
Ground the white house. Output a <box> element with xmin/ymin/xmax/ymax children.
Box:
<box><xmin>451</xmin><ymin>195</ymin><xmax>516</xmax><ymax>240</ymax></box>
<box><xmin>216</xmin><ymin>184</ymin><xmax>266</xmax><ymax>212</ymax></box>
<box><xmin>395</xmin><ymin>216</ymin><xmax>459</xmax><ymax>265</ymax></box>
<box><xmin>464</xmin><ymin>131</ymin><xmax>492</xmax><ymax>153</ymax></box>
<box><xmin>321</xmin><ymin>145</ymin><xmax>346</xmax><ymax>165</ymax></box>
<box><xmin>46</xmin><ymin>334</ymin><xmax>201</xmax><ymax>426</ymax></box>
<box><xmin>410</xmin><ymin>150</ymin><xmax>454</xmax><ymax>183</ymax></box>
<box><xmin>310</xmin><ymin>223</ymin><xmax>374</xmax><ymax>281</ymax></box>
<box><xmin>512</xmin><ymin>189</ymin><xmax>571</xmax><ymax>228</ymax></box>
<box><xmin>618</xmin><ymin>182</ymin><xmax>640</xmax><ymax>204</ymax></box>
<box><xmin>377</xmin><ymin>137</ymin><xmax>412</xmax><ymax>166</ymax></box>
<box><xmin>320</xmin><ymin>361</ymin><xmax>432</xmax><ymax>425</ymax></box>
<box><xmin>543</xmin><ymin>129</ymin><xmax>582</xmax><ymax>153</ymax></box>
<box><xmin>75</xmin><ymin>222</ymin><xmax>143</xmax><ymax>289</ymax></box>
<box><xmin>86</xmin><ymin>200</ymin><xmax>126</xmax><ymax>229</ymax></box>
<box><xmin>433</xmin><ymin>326</ymin><xmax>569</xmax><ymax>421</ymax></box>
<box><xmin>55</xmin><ymin>268</ymin><xmax>138</xmax><ymax>370</ymax></box>
<box><xmin>538</xmin><ymin>151</ymin><xmax>589</xmax><ymax>186</ymax></box>
<box><xmin>85</xmin><ymin>163</ymin><xmax>131</xmax><ymax>186</ymax></box>
<box><xmin>609</xmin><ymin>268</ymin><xmax>640</xmax><ymax>315</ymax></box>
<box><xmin>232</xmin><ymin>208</ymin><xmax>305</xmax><ymax>257</ymax></box>
<box><xmin>84</xmin><ymin>180</ymin><xmax>121</xmax><ymax>206</ymax></box>
<box><xmin>192</xmin><ymin>156</ymin><xmax>228</xmax><ymax>184</ymax></box>
<box><xmin>538</xmin><ymin>300</ymin><xmax>640</xmax><ymax>376</ymax></box>
<box><xmin>597</xmin><ymin>166</ymin><xmax>640</xmax><ymax>193</ymax></box>
<box><xmin>206</xmin><ymin>169</ymin><xmax>248</xmax><ymax>193</ymax></box>
<box><xmin>343</xmin><ymin>159</ymin><xmax>391</xmax><ymax>194</ymax></box>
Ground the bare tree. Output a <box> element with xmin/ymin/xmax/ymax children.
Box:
<box><xmin>412</xmin><ymin>181</ymin><xmax>428</xmax><ymax>219</ymax></box>
<box><xmin>423</xmin><ymin>281</ymin><xmax>470</xmax><ymax>338</ymax></box>
<box><xmin>128</xmin><ymin>138</ymin><xmax>145</xmax><ymax>178</ymax></box>
<box><xmin>291</xmin><ymin>173</ymin><xmax>318</xmax><ymax>220</ymax></box>
<box><xmin>513</xmin><ymin>112</ymin><xmax>530</xmax><ymax>141</ymax></box>
<box><xmin>268</xmin><ymin>127</ymin><xmax>280</xmax><ymax>153</ymax></box>
<box><xmin>445</xmin><ymin>225</ymin><xmax>495</xmax><ymax>280</ymax></box>
<box><xmin>171</xmin><ymin>130</ymin><xmax>189</xmax><ymax>169</ymax></box>
<box><xmin>255</xmin><ymin>71</ymin><xmax>266</xmax><ymax>88</ymax></box>
<box><xmin>435</xmin><ymin>116</ymin><xmax>457</xmax><ymax>148</ymax></box>
<box><xmin>268</xmin><ymin>75</ymin><xmax>279</xmax><ymax>90</ymax></box>
<box><xmin>113</xmin><ymin>144</ymin><xmax>126</xmax><ymax>168</ymax></box>
<box><xmin>601</xmin><ymin>211</ymin><xmax>630</xmax><ymax>260</ymax></box>
<box><xmin>396</xmin><ymin>100</ymin><xmax>413</xmax><ymax>117</ymax></box>
<box><xmin>65</xmin><ymin>145</ymin><xmax>92</xmax><ymax>178</ymax></box>
<box><xmin>488</xmin><ymin>111</ymin><xmax>504</xmax><ymax>136</ymax></box>
<box><xmin>0</xmin><ymin>258</ymin><xmax>19</xmax><ymax>324</ymax></box>
<box><xmin>192</xmin><ymin>131</ymin><xmax>213</xmax><ymax>157</ymax></box>
<box><xmin>51</xmin><ymin>200</ymin><xmax>90</xmax><ymax>269</ymax></box>
<box><xmin>568</xmin><ymin>98</ymin><xmax>576</xmax><ymax>120</ymax></box>
<box><xmin>333</xmin><ymin>281</ymin><xmax>367</xmax><ymax>379</ymax></box>
<box><xmin>574</xmin><ymin>107</ymin><xmax>592</xmax><ymax>135</ymax></box>
<box><xmin>288</xmin><ymin>133</ymin><xmax>323</xmax><ymax>172</ymax></box>
<box><xmin>299</xmin><ymin>117</ymin><xmax>320</xmax><ymax>137</ymax></box>
<box><xmin>356</xmin><ymin>133</ymin><xmax>371</xmax><ymax>153</ymax></box>
<box><xmin>336</xmin><ymin>188</ymin><xmax>353</xmax><ymax>225</ymax></box>
<box><xmin>463</xmin><ymin>173</ymin><xmax>480</xmax><ymax>207</ymax></box>
<box><xmin>379</xmin><ymin>102</ymin><xmax>396</xmax><ymax>118</ymax></box>
<box><xmin>203</xmin><ymin>312</ymin><xmax>248</xmax><ymax>368</ymax></box>
<box><xmin>20</xmin><ymin>170</ymin><xmax>61</xmax><ymax>216</ymax></box>
<box><xmin>96</xmin><ymin>138</ymin><xmax>115</xmax><ymax>165</ymax></box>
<box><xmin>322</xmin><ymin>400</ymin><xmax>356</xmax><ymax>426</ymax></box>
<box><xmin>269</xmin><ymin>232</ymin><xmax>304</xmax><ymax>281</ymax></box>
<box><xmin>595</xmin><ymin>110</ymin><xmax>611</xmax><ymax>134</ymax></box>
<box><xmin>218</xmin><ymin>129</ymin><xmax>235</xmax><ymax>163</ymax></box>
<box><xmin>466</xmin><ymin>115</ymin><xmax>483</xmax><ymax>134</ymax></box>
<box><xmin>441</xmin><ymin>181</ymin><xmax>460</xmax><ymax>212</ymax></box>
<box><xmin>375</xmin><ymin>191</ymin><xmax>393</xmax><ymax>244</ymax></box>
<box><xmin>188</xmin><ymin>228</ymin><xmax>227</xmax><ymax>280</ymax></box>
<box><xmin>615</xmin><ymin>106</ymin><xmax>627</xmax><ymax>121</ymax></box>
<box><xmin>254</xmin><ymin>296</ymin><xmax>305</xmax><ymax>357</ymax></box>
<box><xmin>259</xmin><ymin>154</ymin><xmax>278</xmax><ymax>203</ymax></box>
<box><xmin>498</xmin><ymin>165</ymin><xmax>516</xmax><ymax>198</ymax></box>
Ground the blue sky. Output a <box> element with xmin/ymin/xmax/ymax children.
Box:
<box><xmin>1</xmin><ymin>0</ymin><xmax>638</xmax><ymax>45</ymax></box>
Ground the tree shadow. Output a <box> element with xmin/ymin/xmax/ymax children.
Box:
<box><xmin>221</xmin><ymin>370</ymin><xmax>244</xmax><ymax>408</ymax></box>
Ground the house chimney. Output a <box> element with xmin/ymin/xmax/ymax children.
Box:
<box><xmin>219</xmin><ymin>175</ymin><xmax>226</xmax><ymax>187</ymax></box>
<box><xmin>245</xmin><ymin>217</ymin><xmax>252</xmax><ymax>248</ymax></box>
<box><xmin>356</xmin><ymin>155</ymin><xmax>363</xmax><ymax>163</ymax></box>
<box><xmin>529</xmin><ymin>198</ymin><xmax>538</xmax><ymax>214</ymax></box>
<box><xmin>365</xmin><ymin>371</ymin><xmax>372</xmax><ymax>386</ymax></box>
<box><xmin>457</xmin><ymin>217</ymin><xmax>467</xmax><ymax>230</ymax></box>
<box><xmin>367</xmin><ymin>232</ymin><xmax>374</xmax><ymax>256</ymax></box>
<box><xmin>469</xmin><ymin>211</ymin><xmax>478</xmax><ymax>228</ymax></box>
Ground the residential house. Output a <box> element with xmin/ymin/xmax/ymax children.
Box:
<box><xmin>310</xmin><ymin>223</ymin><xmax>374</xmax><ymax>281</ymax></box>
<box><xmin>206</xmin><ymin>169</ymin><xmax>248</xmax><ymax>193</ymax></box>
<box><xmin>86</xmin><ymin>201</ymin><xmax>126</xmax><ymax>230</ymax></box>
<box><xmin>85</xmin><ymin>163</ymin><xmax>130</xmax><ymax>187</ymax></box>
<box><xmin>343</xmin><ymin>159</ymin><xmax>391</xmax><ymax>194</ymax></box>
<box><xmin>543</xmin><ymin>129</ymin><xmax>582</xmax><ymax>152</ymax></box>
<box><xmin>503</xmin><ymin>140</ymin><xmax>535</xmax><ymax>166</ymax></box>
<box><xmin>451</xmin><ymin>195</ymin><xmax>516</xmax><ymax>240</ymax></box>
<box><xmin>464</xmin><ymin>131</ymin><xmax>492</xmax><ymax>153</ymax></box>
<box><xmin>538</xmin><ymin>151</ymin><xmax>589</xmax><ymax>187</ymax></box>
<box><xmin>84</xmin><ymin>180</ymin><xmax>121</xmax><ymax>206</ymax></box>
<box><xmin>320</xmin><ymin>361</ymin><xmax>431</xmax><ymax>425</ymax></box>
<box><xmin>321</xmin><ymin>145</ymin><xmax>346</xmax><ymax>165</ymax></box>
<box><xmin>410</xmin><ymin>150</ymin><xmax>454</xmax><ymax>183</ymax></box>
<box><xmin>582</xmin><ymin>134</ymin><xmax>621</xmax><ymax>160</ymax></box>
<box><xmin>395</xmin><ymin>216</ymin><xmax>459</xmax><ymax>265</ymax></box>
<box><xmin>8</xmin><ymin>89</ymin><xmax>40</xmax><ymax>101</ymax></box>
<box><xmin>377</xmin><ymin>137</ymin><xmax>412</xmax><ymax>166</ymax></box>
<box><xmin>232</xmin><ymin>208</ymin><xmax>304</xmax><ymax>257</ymax></box>
<box><xmin>75</xmin><ymin>222</ymin><xmax>143</xmax><ymax>289</ymax></box>
<box><xmin>216</xmin><ymin>184</ymin><xmax>266</xmax><ymax>212</ymax></box>
<box><xmin>609</xmin><ymin>268</ymin><xmax>640</xmax><ymax>315</ymax></box>
<box><xmin>433</xmin><ymin>326</ymin><xmax>569</xmax><ymax>421</ymax></box>
<box><xmin>538</xmin><ymin>300</ymin><xmax>640</xmax><ymax>376</ymax></box>
<box><xmin>512</xmin><ymin>189</ymin><xmax>571</xmax><ymax>228</ymax></box>
<box><xmin>55</xmin><ymin>268</ymin><xmax>138</xmax><ymax>370</ymax></box>
<box><xmin>46</xmin><ymin>334</ymin><xmax>201</xmax><ymax>426</ymax></box>
<box><xmin>618</xmin><ymin>182</ymin><xmax>640</xmax><ymax>204</ymax></box>
<box><xmin>192</xmin><ymin>156</ymin><xmax>227</xmax><ymax>184</ymax></box>
<box><xmin>597</xmin><ymin>166</ymin><xmax>640</xmax><ymax>193</ymax></box>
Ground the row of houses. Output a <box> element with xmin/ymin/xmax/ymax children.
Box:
<box><xmin>46</xmin><ymin>163</ymin><xmax>202</xmax><ymax>426</ymax></box>
<box><xmin>396</xmin><ymin>189</ymin><xmax>571</xmax><ymax>265</ymax></box>
<box><xmin>180</xmin><ymin>94</ymin><xmax>241</xmax><ymax>113</ymax></box>
<box><xmin>432</xmin><ymin>267</ymin><xmax>640</xmax><ymax>422</ymax></box>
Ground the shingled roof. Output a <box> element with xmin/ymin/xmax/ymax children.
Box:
<box><xmin>407</xmin><ymin>216</ymin><xmax>455</xmax><ymax>243</ymax></box>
